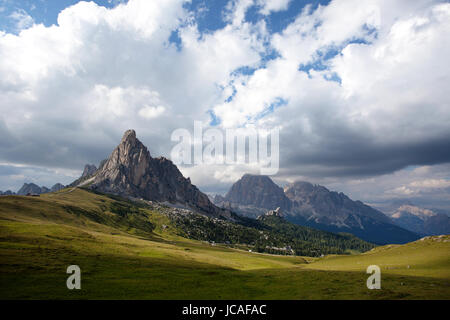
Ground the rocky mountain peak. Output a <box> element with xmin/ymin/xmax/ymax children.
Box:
<box><xmin>89</xmin><ymin>130</ymin><xmax>230</xmax><ymax>219</ymax></box>
<box><xmin>386</xmin><ymin>204</ymin><xmax>449</xmax><ymax>236</ymax></box>
<box><xmin>121</xmin><ymin>129</ymin><xmax>136</xmax><ymax>142</ymax></box>
<box><xmin>221</xmin><ymin>176</ymin><xmax>418</xmax><ymax>244</ymax></box>
<box><xmin>81</xmin><ymin>164</ymin><xmax>97</xmax><ymax>178</ymax></box>
<box><xmin>17</xmin><ymin>183</ymin><xmax>50</xmax><ymax>195</ymax></box>
<box><xmin>116</xmin><ymin>129</ymin><xmax>145</xmax><ymax>159</ymax></box>
<box><xmin>284</xmin><ymin>181</ymin><xmax>392</xmax><ymax>225</ymax></box>
<box><xmin>284</xmin><ymin>181</ymin><xmax>329</xmax><ymax>202</ymax></box>
<box><xmin>224</xmin><ymin>174</ymin><xmax>291</xmax><ymax>212</ymax></box>
<box><xmin>392</xmin><ymin>205</ymin><xmax>436</xmax><ymax>221</ymax></box>
<box><xmin>50</xmin><ymin>183</ymin><xmax>65</xmax><ymax>192</ymax></box>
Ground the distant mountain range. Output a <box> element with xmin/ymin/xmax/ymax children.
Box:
<box><xmin>214</xmin><ymin>174</ymin><xmax>421</xmax><ymax>244</ymax></box>
<box><xmin>59</xmin><ymin>129</ymin><xmax>374</xmax><ymax>254</ymax></box>
<box><xmin>379</xmin><ymin>202</ymin><xmax>450</xmax><ymax>236</ymax></box>
<box><xmin>0</xmin><ymin>182</ymin><xmax>65</xmax><ymax>196</ymax></box>
<box><xmin>4</xmin><ymin>130</ymin><xmax>446</xmax><ymax>246</ymax></box>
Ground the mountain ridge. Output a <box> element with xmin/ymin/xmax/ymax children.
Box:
<box><xmin>73</xmin><ymin>129</ymin><xmax>232</xmax><ymax>219</ymax></box>
<box><xmin>214</xmin><ymin>174</ymin><xmax>420</xmax><ymax>244</ymax></box>
<box><xmin>383</xmin><ymin>203</ymin><xmax>450</xmax><ymax>236</ymax></box>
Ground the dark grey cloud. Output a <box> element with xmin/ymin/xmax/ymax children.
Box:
<box><xmin>0</xmin><ymin>0</ymin><xmax>449</xmax><ymax>205</ymax></box>
<box><xmin>279</xmin><ymin>128</ymin><xmax>450</xmax><ymax>178</ymax></box>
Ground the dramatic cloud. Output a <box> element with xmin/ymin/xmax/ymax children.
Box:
<box><xmin>213</xmin><ymin>0</ymin><xmax>450</xmax><ymax>178</ymax></box>
<box><xmin>0</xmin><ymin>0</ymin><xmax>449</xmax><ymax>204</ymax></box>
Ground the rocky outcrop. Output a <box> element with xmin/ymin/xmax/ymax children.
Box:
<box><xmin>81</xmin><ymin>164</ymin><xmax>97</xmax><ymax>178</ymax></box>
<box><xmin>17</xmin><ymin>183</ymin><xmax>50</xmax><ymax>195</ymax></box>
<box><xmin>264</xmin><ymin>207</ymin><xmax>283</xmax><ymax>217</ymax></box>
<box><xmin>50</xmin><ymin>183</ymin><xmax>65</xmax><ymax>192</ymax></box>
<box><xmin>284</xmin><ymin>181</ymin><xmax>392</xmax><ymax>227</ymax></box>
<box><xmin>215</xmin><ymin>174</ymin><xmax>291</xmax><ymax>218</ymax></box>
<box><xmin>88</xmin><ymin>130</ymin><xmax>231</xmax><ymax>219</ymax></box>
<box><xmin>69</xmin><ymin>163</ymin><xmax>98</xmax><ymax>187</ymax></box>
<box><xmin>213</xmin><ymin>194</ymin><xmax>226</xmax><ymax>203</ymax></box>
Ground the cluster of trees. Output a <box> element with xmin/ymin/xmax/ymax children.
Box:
<box><xmin>169</xmin><ymin>211</ymin><xmax>375</xmax><ymax>257</ymax></box>
<box><xmin>171</xmin><ymin>213</ymin><xmax>263</xmax><ymax>245</ymax></box>
<box><xmin>89</xmin><ymin>191</ymin><xmax>375</xmax><ymax>257</ymax></box>
<box><xmin>258</xmin><ymin>215</ymin><xmax>375</xmax><ymax>256</ymax></box>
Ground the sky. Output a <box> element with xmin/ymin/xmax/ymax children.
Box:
<box><xmin>0</xmin><ymin>0</ymin><xmax>449</xmax><ymax>207</ymax></box>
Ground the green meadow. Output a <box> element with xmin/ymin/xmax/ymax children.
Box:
<box><xmin>0</xmin><ymin>188</ymin><xmax>449</xmax><ymax>299</ymax></box>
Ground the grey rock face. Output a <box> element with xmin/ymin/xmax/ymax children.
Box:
<box><xmin>219</xmin><ymin>175</ymin><xmax>419</xmax><ymax>244</ymax></box>
<box><xmin>81</xmin><ymin>164</ymin><xmax>97</xmax><ymax>178</ymax></box>
<box><xmin>265</xmin><ymin>207</ymin><xmax>283</xmax><ymax>217</ymax></box>
<box><xmin>213</xmin><ymin>194</ymin><xmax>226</xmax><ymax>203</ymax></box>
<box><xmin>69</xmin><ymin>163</ymin><xmax>98</xmax><ymax>187</ymax></box>
<box><xmin>282</xmin><ymin>181</ymin><xmax>422</xmax><ymax>244</ymax></box>
<box><xmin>98</xmin><ymin>159</ymin><xmax>108</xmax><ymax>171</ymax></box>
<box><xmin>17</xmin><ymin>183</ymin><xmax>49</xmax><ymax>195</ymax></box>
<box><xmin>50</xmin><ymin>183</ymin><xmax>65</xmax><ymax>192</ymax></box>
<box><xmin>218</xmin><ymin>174</ymin><xmax>291</xmax><ymax>217</ymax></box>
<box><xmin>89</xmin><ymin>130</ymin><xmax>230</xmax><ymax>218</ymax></box>
<box><xmin>284</xmin><ymin>181</ymin><xmax>392</xmax><ymax>228</ymax></box>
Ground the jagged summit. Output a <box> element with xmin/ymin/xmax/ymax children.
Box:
<box><xmin>224</xmin><ymin>174</ymin><xmax>292</xmax><ymax>212</ymax></box>
<box><xmin>216</xmin><ymin>174</ymin><xmax>420</xmax><ymax>244</ymax></box>
<box><xmin>15</xmin><ymin>182</ymin><xmax>64</xmax><ymax>195</ymax></box>
<box><xmin>284</xmin><ymin>181</ymin><xmax>392</xmax><ymax>225</ymax></box>
<box><xmin>50</xmin><ymin>183</ymin><xmax>65</xmax><ymax>192</ymax></box>
<box><xmin>87</xmin><ymin>130</ymin><xmax>230</xmax><ymax>219</ymax></box>
<box><xmin>121</xmin><ymin>129</ymin><xmax>137</xmax><ymax>143</ymax></box>
<box><xmin>17</xmin><ymin>183</ymin><xmax>43</xmax><ymax>195</ymax></box>
<box><xmin>81</xmin><ymin>164</ymin><xmax>97</xmax><ymax>178</ymax></box>
<box><xmin>69</xmin><ymin>163</ymin><xmax>98</xmax><ymax>187</ymax></box>
<box><xmin>95</xmin><ymin>129</ymin><xmax>152</xmax><ymax>180</ymax></box>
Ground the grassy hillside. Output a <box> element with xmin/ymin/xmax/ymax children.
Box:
<box><xmin>304</xmin><ymin>235</ymin><xmax>450</xmax><ymax>279</ymax></box>
<box><xmin>0</xmin><ymin>189</ymin><xmax>449</xmax><ymax>299</ymax></box>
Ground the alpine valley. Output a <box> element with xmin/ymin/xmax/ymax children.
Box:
<box><xmin>1</xmin><ymin>130</ymin><xmax>449</xmax><ymax>299</ymax></box>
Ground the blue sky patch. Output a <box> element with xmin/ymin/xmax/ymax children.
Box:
<box><xmin>0</xmin><ymin>0</ymin><xmax>127</xmax><ymax>33</ymax></box>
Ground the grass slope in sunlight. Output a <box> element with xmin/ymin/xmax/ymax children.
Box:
<box><xmin>0</xmin><ymin>189</ymin><xmax>449</xmax><ymax>299</ymax></box>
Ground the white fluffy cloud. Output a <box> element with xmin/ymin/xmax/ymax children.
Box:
<box><xmin>385</xmin><ymin>176</ymin><xmax>450</xmax><ymax>198</ymax></box>
<box><xmin>0</xmin><ymin>0</ymin><xmax>264</xmax><ymax>171</ymax></box>
<box><xmin>258</xmin><ymin>0</ymin><xmax>291</xmax><ymax>15</ymax></box>
<box><xmin>0</xmin><ymin>0</ymin><xmax>449</xmax><ymax>203</ymax></box>
<box><xmin>210</xmin><ymin>0</ymin><xmax>450</xmax><ymax>184</ymax></box>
